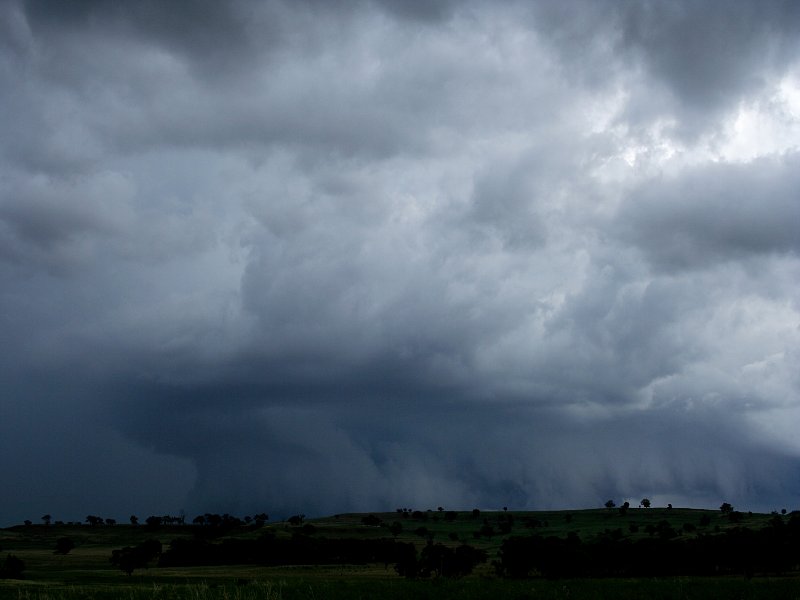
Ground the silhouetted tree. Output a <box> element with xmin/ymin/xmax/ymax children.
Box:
<box><xmin>55</xmin><ymin>538</ymin><xmax>75</xmax><ymax>555</ymax></box>
<box><xmin>605</xmin><ymin>500</ymin><xmax>616</xmax><ymax>509</ymax></box>
<box><xmin>720</xmin><ymin>502</ymin><xmax>733</xmax><ymax>514</ymax></box>
<box><xmin>640</xmin><ymin>498</ymin><xmax>651</xmax><ymax>508</ymax></box>
<box><xmin>110</xmin><ymin>539</ymin><xmax>161</xmax><ymax>575</ymax></box>
<box><xmin>288</xmin><ymin>514</ymin><xmax>305</xmax><ymax>526</ymax></box>
<box><xmin>145</xmin><ymin>516</ymin><xmax>162</xmax><ymax>528</ymax></box>
<box><xmin>130</xmin><ymin>515</ymin><xmax>138</xmax><ymax>525</ymax></box>
<box><xmin>41</xmin><ymin>514</ymin><xmax>52</xmax><ymax>526</ymax></box>
<box><xmin>0</xmin><ymin>555</ymin><xmax>25</xmax><ymax>579</ymax></box>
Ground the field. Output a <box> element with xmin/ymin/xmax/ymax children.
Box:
<box><xmin>2</xmin><ymin>508</ymin><xmax>799</xmax><ymax>599</ymax></box>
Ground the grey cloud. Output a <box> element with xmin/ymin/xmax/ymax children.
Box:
<box><xmin>529</xmin><ymin>0</ymin><xmax>800</xmax><ymax>137</ymax></box>
<box><xmin>1</xmin><ymin>0</ymin><xmax>799</xmax><ymax>525</ymax></box>
<box><xmin>617</xmin><ymin>154</ymin><xmax>800</xmax><ymax>272</ymax></box>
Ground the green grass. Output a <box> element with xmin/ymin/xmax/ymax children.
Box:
<box><xmin>4</xmin><ymin>576</ymin><xmax>800</xmax><ymax>600</ymax></box>
<box><xmin>1</xmin><ymin>509</ymin><xmax>794</xmax><ymax>600</ymax></box>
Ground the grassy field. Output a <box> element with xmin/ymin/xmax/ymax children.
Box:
<box><xmin>2</xmin><ymin>508</ymin><xmax>798</xmax><ymax>599</ymax></box>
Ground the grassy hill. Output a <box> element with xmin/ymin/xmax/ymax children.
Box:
<box><xmin>0</xmin><ymin>507</ymin><xmax>796</xmax><ymax>599</ymax></box>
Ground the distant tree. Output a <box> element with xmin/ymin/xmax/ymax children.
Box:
<box><xmin>437</xmin><ymin>506</ymin><xmax>444</xmax><ymax>512</ymax></box>
<box><xmin>619</xmin><ymin>501</ymin><xmax>630</xmax><ymax>516</ymax></box>
<box><xmin>361</xmin><ymin>514</ymin><xmax>382</xmax><ymax>526</ymax></box>
<box><xmin>54</xmin><ymin>537</ymin><xmax>75</xmax><ymax>555</ymax></box>
<box><xmin>503</xmin><ymin>506</ymin><xmax>508</xmax><ymax>512</ymax></box>
<box><xmin>719</xmin><ymin>502</ymin><xmax>733</xmax><ymax>514</ymax></box>
<box><xmin>728</xmin><ymin>511</ymin><xmax>743</xmax><ymax>523</ymax></box>
<box><xmin>105</xmin><ymin>519</ymin><xmax>116</xmax><ymax>526</ymax></box>
<box><xmin>110</xmin><ymin>539</ymin><xmax>161</xmax><ymax>576</ymax></box>
<box><xmin>782</xmin><ymin>508</ymin><xmax>787</xmax><ymax>515</ymax></box>
<box><xmin>144</xmin><ymin>516</ymin><xmax>162</xmax><ymax>529</ymax></box>
<box><xmin>41</xmin><ymin>514</ymin><xmax>52</xmax><ymax>526</ymax></box>
<box><xmin>605</xmin><ymin>500</ymin><xmax>616</xmax><ymax>509</ymax></box>
<box><xmin>129</xmin><ymin>515</ymin><xmax>138</xmax><ymax>526</ymax></box>
<box><xmin>23</xmin><ymin>520</ymin><xmax>32</xmax><ymax>527</ymax></box>
<box><xmin>640</xmin><ymin>498</ymin><xmax>651</xmax><ymax>509</ymax></box>
<box><xmin>85</xmin><ymin>515</ymin><xmax>104</xmax><ymax>526</ymax></box>
<box><xmin>0</xmin><ymin>555</ymin><xmax>25</xmax><ymax>579</ymax></box>
<box><xmin>471</xmin><ymin>509</ymin><xmax>481</xmax><ymax>519</ymax></box>
<box><xmin>667</xmin><ymin>503</ymin><xmax>673</xmax><ymax>510</ymax></box>
<box><xmin>288</xmin><ymin>515</ymin><xmax>305</xmax><ymax>526</ymax></box>
<box><xmin>389</xmin><ymin>521</ymin><xmax>403</xmax><ymax>538</ymax></box>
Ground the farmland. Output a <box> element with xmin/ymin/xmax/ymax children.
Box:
<box><xmin>2</xmin><ymin>507</ymin><xmax>799</xmax><ymax>599</ymax></box>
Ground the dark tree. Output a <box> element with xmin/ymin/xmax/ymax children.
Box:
<box><xmin>605</xmin><ymin>500</ymin><xmax>616</xmax><ymax>509</ymax></box>
<box><xmin>105</xmin><ymin>519</ymin><xmax>116</xmax><ymax>526</ymax></box>
<box><xmin>41</xmin><ymin>514</ymin><xmax>52</xmax><ymax>526</ymax></box>
<box><xmin>389</xmin><ymin>522</ymin><xmax>403</xmax><ymax>538</ymax></box>
<box><xmin>640</xmin><ymin>498</ymin><xmax>651</xmax><ymax>508</ymax></box>
<box><xmin>0</xmin><ymin>555</ymin><xmax>25</xmax><ymax>579</ymax></box>
<box><xmin>110</xmin><ymin>540</ymin><xmax>162</xmax><ymax>576</ymax></box>
<box><xmin>55</xmin><ymin>538</ymin><xmax>75</xmax><ymax>555</ymax></box>
<box><xmin>719</xmin><ymin>502</ymin><xmax>734</xmax><ymax>514</ymax></box>
<box><xmin>288</xmin><ymin>514</ymin><xmax>305</xmax><ymax>526</ymax></box>
<box><xmin>23</xmin><ymin>520</ymin><xmax>32</xmax><ymax>527</ymax></box>
<box><xmin>130</xmin><ymin>515</ymin><xmax>138</xmax><ymax>525</ymax></box>
<box><xmin>145</xmin><ymin>516</ymin><xmax>162</xmax><ymax>529</ymax></box>
<box><xmin>472</xmin><ymin>508</ymin><xmax>481</xmax><ymax>519</ymax></box>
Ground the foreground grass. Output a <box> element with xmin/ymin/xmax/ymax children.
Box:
<box><xmin>2</xmin><ymin>509</ymin><xmax>797</xmax><ymax>599</ymax></box>
<box><xmin>3</xmin><ymin>576</ymin><xmax>800</xmax><ymax>600</ymax></box>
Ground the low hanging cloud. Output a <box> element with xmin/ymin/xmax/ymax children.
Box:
<box><xmin>1</xmin><ymin>0</ymin><xmax>799</xmax><ymax>525</ymax></box>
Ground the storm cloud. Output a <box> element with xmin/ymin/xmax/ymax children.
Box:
<box><xmin>1</xmin><ymin>0</ymin><xmax>799</xmax><ymax>525</ymax></box>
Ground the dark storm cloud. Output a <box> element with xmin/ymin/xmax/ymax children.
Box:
<box><xmin>529</xmin><ymin>0</ymin><xmax>800</xmax><ymax>136</ymax></box>
<box><xmin>1</xmin><ymin>0</ymin><xmax>799</xmax><ymax>525</ymax></box>
<box><xmin>618</xmin><ymin>153</ymin><xmax>800</xmax><ymax>271</ymax></box>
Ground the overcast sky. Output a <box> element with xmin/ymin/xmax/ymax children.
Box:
<box><xmin>1</xmin><ymin>0</ymin><xmax>799</xmax><ymax>526</ymax></box>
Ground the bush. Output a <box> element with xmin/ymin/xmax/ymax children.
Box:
<box><xmin>0</xmin><ymin>555</ymin><xmax>25</xmax><ymax>579</ymax></box>
<box><xmin>55</xmin><ymin>537</ymin><xmax>75</xmax><ymax>555</ymax></box>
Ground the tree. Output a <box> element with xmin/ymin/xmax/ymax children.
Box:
<box><xmin>144</xmin><ymin>516</ymin><xmax>162</xmax><ymax>529</ymax></box>
<box><xmin>129</xmin><ymin>515</ymin><xmax>138</xmax><ymax>525</ymax></box>
<box><xmin>640</xmin><ymin>498</ymin><xmax>651</xmax><ymax>508</ymax></box>
<box><xmin>110</xmin><ymin>539</ymin><xmax>161</xmax><ymax>576</ymax></box>
<box><xmin>605</xmin><ymin>500</ymin><xmax>616</xmax><ymax>509</ymax></box>
<box><xmin>0</xmin><ymin>555</ymin><xmax>25</xmax><ymax>579</ymax></box>
<box><xmin>41</xmin><ymin>514</ymin><xmax>52</xmax><ymax>526</ymax></box>
<box><xmin>719</xmin><ymin>502</ymin><xmax>734</xmax><ymax>514</ymax></box>
<box><xmin>54</xmin><ymin>538</ymin><xmax>75</xmax><ymax>555</ymax></box>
